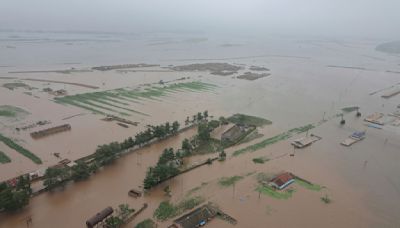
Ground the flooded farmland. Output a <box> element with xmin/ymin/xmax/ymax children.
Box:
<box><xmin>0</xmin><ymin>30</ymin><xmax>400</xmax><ymax>228</ymax></box>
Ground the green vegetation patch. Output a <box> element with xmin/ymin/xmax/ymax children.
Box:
<box><xmin>252</xmin><ymin>156</ymin><xmax>270</xmax><ymax>164</ymax></box>
<box><xmin>256</xmin><ymin>185</ymin><xmax>295</xmax><ymax>200</ymax></box>
<box><xmin>295</xmin><ymin>177</ymin><xmax>322</xmax><ymax>191</ymax></box>
<box><xmin>193</xmin><ymin>138</ymin><xmax>221</xmax><ymax>155</ymax></box>
<box><xmin>153</xmin><ymin>196</ymin><xmax>204</xmax><ymax>221</ymax></box>
<box><xmin>341</xmin><ymin>106</ymin><xmax>359</xmax><ymax>113</ymax></box>
<box><xmin>0</xmin><ymin>133</ymin><xmax>42</xmax><ymax>164</ymax></box>
<box><xmin>218</xmin><ymin>175</ymin><xmax>243</xmax><ymax>187</ymax></box>
<box><xmin>135</xmin><ymin>219</ymin><xmax>156</xmax><ymax>228</ymax></box>
<box><xmin>0</xmin><ymin>105</ymin><xmax>29</xmax><ymax>118</ymax></box>
<box><xmin>0</xmin><ymin>151</ymin><xmax>11</xmax><ymax>164</ymax></box>
<box><xmin>228</xmin><ymin>114</ymin><xmax>272</xmax><ymax>127</ymax></box>
<box><xmin>233</xmin><ymin>124</ymin><xmax>314</xmax><ymax>156</ymax></box>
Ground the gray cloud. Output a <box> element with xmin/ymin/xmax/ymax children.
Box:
<box><xmin>0</xmin><ymin>0</ymin><xmax>399</xmax><ymax>39</ymax></box>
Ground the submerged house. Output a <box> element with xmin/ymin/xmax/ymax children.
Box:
<box><xmin>269</xmin><ymin>172</ymin><xmax>295</xmax><ymax>190</ymax></box>
<box><xmin>221</xmin><ymin>124</ymin><xmax>246</xmax><ymax>142</ymax></box>
<box><xmin>174</xmin><ymin>205</ymin><xmax>217</xmax><ymax>228</ymax></box>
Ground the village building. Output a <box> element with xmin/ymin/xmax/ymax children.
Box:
<box><xmin>269</xmin><ymin>172</ymin><xmax>295</xmax><ymax>190</ymax></box>
<box><xmin>173</xmin><ymin>205</ymin><xmax>217</xmax><ymax>228</ymax></box>
<box><xmin>221</xmin><ymin>124</ymin><xmax>246</xmax><ymax>142</ymax></box>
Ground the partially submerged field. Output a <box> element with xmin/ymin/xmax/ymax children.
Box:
<box><xmin>1</xmin><ymin>34</ymin><xmax>400</xmax><ymax>228</ymax></box>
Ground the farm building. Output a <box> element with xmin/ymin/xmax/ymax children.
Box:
<box><xmin>221</xmin><ymin>125</ymin><xmax>244</xmax><ymax>142</ymax></box>
<box><xmin>269</xmin><ymin>172</ymin><xmax>295</xmax><ymax>190</ymax></box>
<box><xmin>174</xmin><ymin>205</ymin><xmax>217</xmax><ymax>228</ymax></box>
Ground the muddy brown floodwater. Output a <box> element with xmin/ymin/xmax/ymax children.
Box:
<box><xmin>0</xmin><ymin>33</ymin><xmax>400</xmax><ymax>227</ymax></box>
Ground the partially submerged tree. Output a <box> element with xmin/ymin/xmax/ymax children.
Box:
<box><xmin>43</xmin><ymin>167</ymin><xmax>70</xmax><ymax>190</ymax></box>
<box><xmin>71</xmin><ymin>161</ymin><xmax>91</xmax><ymax>182</ymax></box>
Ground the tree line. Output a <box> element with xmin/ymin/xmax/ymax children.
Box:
<box><xmin>144</xmin><ymin>114</ymin><xmax>228</xmax><ymax>190</ymax></box>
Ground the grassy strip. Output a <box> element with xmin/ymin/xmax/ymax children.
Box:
<box><xmin>153</xmin><ymin>196</ymin><xmax>204</xmax><ymax>221</ymax></box>
<box><xmin>0</xmin><ymin>105</ymin><xmax>30</xmax><ymax>117</ymax></box>
<box><xmin>228</xmin><ymin>113</ymin><xmax>272</xmax><ymax>127</ymax></box>
<box><xmin>0</xmin><ymin>133</ymin><xmax>42</xmax><ymax>164</ymax></box>
<box><xmin>218</xmin><ymin>175</ymin><xmax>243</xmax><ymax>187</ymax></box>
<box><xmin>0</xmin><ymin>151</ymin><xmax>11</xmax><ymax>164</ymax></box>
<box><xmin>83</xmin><ymin>92</ymin><xmax>130</xmax><ymax>105</ymax></box>
<box><xmin>55</xmin><ymin>98</ymin><xmax>106</xmax><ymax>115</ymax></box>
<box><xmin>74</xmin><ymin>99</ymin><xmax>130</xmax><ymax>116</ymax></box>
<box><xmin>342</xmin><ymin>106</ymin><xmax>359</xmax><ymax>113</ymax></box>
<box><xmin>0</xmin><ymin>110</ymin><xmax>16</xmax><ymax>117</ymax></box>
<box><xmin>256</xmin><ymin>185</ymin><xmax>295</xmax><ymax>199</ymax></box>
<box><xmin>78</xmin><ymin>95</ymin><xmax>147</xmax><ymax>116</ymax></box>
<box><xmin>233</xmin><ymin>124</ymin><xmax>314</xmax><ymax>156</ymax></box>
<box><xmin>252</xmin><ymin>157</ymin><xmax>270</xmax><ymax>164</ymax></box>
<box><xmin>295</xmin><ymin>177</ymin><xmax>322</xmax><ymax>191</ymax></box>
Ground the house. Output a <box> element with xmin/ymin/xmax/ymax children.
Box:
<box><xmin>291</xmin><ymin>134</ymin><xmax>322</xmax><ymax>148</ymax></box>
<box><xmin>269</xmin><ymin>172</ymin><xmax>295</xmax><ymax>190</ymax></box>
<box><xmin>174</xmin><ymin>205</ymin><xmax>217</xmax><ymax>228</ymax></box>
<box><xmin>221</xmin><ymin>124</ymin><xmax>246</xmax><ymax>143</ymax></box>
<box><xmin>341</xmin><ymin>131</ymin><xmax>366</xmax><ymax>146</ymax></box>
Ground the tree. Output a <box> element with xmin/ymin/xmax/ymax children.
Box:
<box><xmin>219</xmin><ymin>150</ymin><xmax>226</xmax><ymax>161</ymax></box>
<box><xmin>203</xmin><ymin>110</ymin><xmax>208</xmax><ymax>119</ymax></box>
<box><xmin>208</xmin><ymin>120</ymin><xmax>220</xmax><ymax>130</ymax></box>
<box><xmin>158</xmin><ymin>148</ymin><xmax>175</xmax><ymax>165</ymax></box>
<box><xmin>144</xmin><ymin>168</ymin><xmax>157</xmax><ymax>189</ymax></box>
<box><xmin>16</xmin><ymin>175</ymin><xmax>31</xmax><ymax>195</ymax></box>
<box><xmin>219</xmin><ymin>116</ymin><xmax>228</xmax><ymax>125</ymax></box>
<box><xmin>172</xmin><ymin>121</ymin><xmax>180</xmax><ymax>134</ymax></box>
<box><xmin>185</xmin><ymin>116</ymin><xmax>190</xmax><ymax>126</ymax></box>
<box><xmin>198</xmin><ymin>123</ymin><xmax>210</xmax><ymax>142</ymax></box>
<box><xmin>153</xmin><ymin>125</ymin><xmax>167</xmax><ymax>139</ymax></box>
<box><xmin>197</xmin><ymin>112</ymin><xmax>203</xmax><ymax>121</ymax></box>
<box><xmin>43</xmin><ymin>167</ymin><xmax>70</xmax><ymax>190</ymax></box>
<box><xmin>0</xmin><ymin>176</ymin><xmax>32</xmax><ymax>212</ymax></box>
<box><xmin>95</xmin><ymin>142</ymin><xmax>121</xmax><ymax>165</ymax></box>
<box><xmin>165</xmin><ymin>122</ymin><xmax>171</xmax><ymax>135</ymax></box>
<box><xmin>117</xmin><ymin>204</ymin><xmax>134</xmax><ymax>221</ymax></box>
<box><xmin>0</xmin><ymin>187</ymin><xmax>30</xmax><ymax>211</ymax></box>
<box><xmin>181</xmin><ymin>138</ymin><xmax>192</xmax><ymax>153</ymax></box>
<box><xmin>71</xmin><ymin>161</ymin><xmax>90</xmax><ymax>182</ymax></box>
<box><xmin>105</xmin><ymin>216</ymin><xmax>124</xmax><ymax>228</ymax></box>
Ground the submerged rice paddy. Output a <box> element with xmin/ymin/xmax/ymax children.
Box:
<box><xmin>55</xmin><ymin>81</ymin><xmax>217</xmax><ymax>117</ymax></box>
<box><xmin>0</xmin><ymin>133</ymin><xmax>42</xmax><ymax>164</ymax></box>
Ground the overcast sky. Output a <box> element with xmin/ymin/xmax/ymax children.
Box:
<box><xmin>1</xmin><ymin>0</ymin><xmax>399</xmax><ymax>39</ymax></box>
